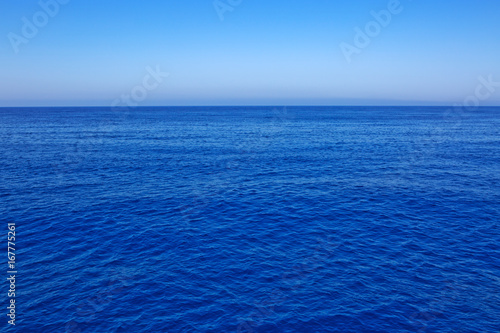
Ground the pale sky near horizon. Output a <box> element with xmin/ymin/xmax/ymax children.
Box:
<box><xmin>1</xmin><ymin>0</ymin><xmax>500</xmax><ymax>107</ymax></box>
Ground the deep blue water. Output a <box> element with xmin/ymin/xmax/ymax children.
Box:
<box><xmin>1</xmin><ymin>106</ymin><xmax>499</xmax><ymax>332</ymax></box>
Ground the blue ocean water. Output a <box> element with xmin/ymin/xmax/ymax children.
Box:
<box><xmin>0</xmin><ymin>106</ymin><xmax>499</xmax><ymax>332</ymax></box>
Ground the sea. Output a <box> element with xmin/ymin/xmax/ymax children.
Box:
<box><xmin>0</xmin><ymin>106</ymin><xmax>499</xmax><ymax>332</ymax></box>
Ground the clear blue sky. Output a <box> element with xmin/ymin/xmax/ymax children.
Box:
<box><xmin>1</xmin><ymin>0</ymin><xmax>500</xmax><ymax>106</ymax></box>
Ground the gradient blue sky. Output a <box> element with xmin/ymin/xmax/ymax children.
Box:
<box><xmin>1</xmin><ymin>0</ymin><xmax>500</xmax><ymax>106</ymax></box>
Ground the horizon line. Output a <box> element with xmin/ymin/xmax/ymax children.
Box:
<box><xmin>0</xmin><ymin>105</ymin><xmax>499</xmax><ymax>109</ymax></box>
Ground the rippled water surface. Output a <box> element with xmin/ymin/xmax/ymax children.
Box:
<box><xmin>1</xmin><ymin>106</ymin><xmax>499</xmax><ymax>332</ymax></box>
